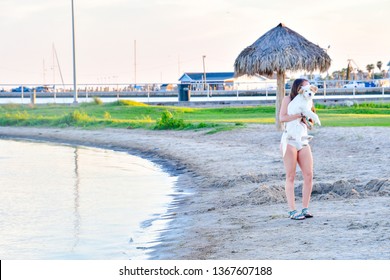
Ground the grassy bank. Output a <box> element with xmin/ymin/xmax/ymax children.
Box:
<box><xmin>0</xmin><ymin>99</ymin><xmax>389</xmax><ymax>130</ymax></box>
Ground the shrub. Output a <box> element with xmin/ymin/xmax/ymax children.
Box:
<box><xmin>60</xmin><ymin>110</ymin><xmax>93</xmax><ymax>126</ymax></box>
<box><xmin>93</xmin><ymin>96</ymin><xmax>103</xmax><ymax>105</ymax></box>
<box><xmin>154</xmin><ymin>110</ymin><xmax>186</xmax><ymax>129</ymax></box>
<box><xmin>104</xmin><ymin>111</ymin><xmax>111</xmax><ymax>119</ymax></box>
<box><xmin>140</xmin><ymin>115</ymin><xmax>153</xmax><ymax>122</ymax></box>
<box><xmin>5</xmin><ymin>111</ymin><xmax>30</xmax><ymax>120</ymax></box>
<box><xmin>0</xmin><ymin>111</ymin><xmax>30</xmax><ymax>125</ymax></box>
<box><xmin>117</xmin><ymin>100</ymin><xmax>148</xmax><ymax>106</ymax></box>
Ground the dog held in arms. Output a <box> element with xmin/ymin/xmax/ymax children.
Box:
<box><xmin>281</xmin><ymin>84</ymin><xmax>321</xmax><ymax>157</ymax></box>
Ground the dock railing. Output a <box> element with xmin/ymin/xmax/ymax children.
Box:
<box><xmin>1</xmin><ymin>79</ymin><xmax>389</xmax><ymax>104</ymax></box>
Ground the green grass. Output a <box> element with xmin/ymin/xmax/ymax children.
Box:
<box><xmin>316</xmin><ymin>102</ymin><xmax>390</xmax><ymax>126</ymax></box>
<box><xmin>0</xmin><ymin>100</ymin><xmax>389</xmax><ymax>130</ymax></box>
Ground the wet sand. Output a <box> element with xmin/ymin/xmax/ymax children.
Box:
<box><xmin>1</xmin><ymin>125</ymin><xmax>390</xmax><ymax>259</ymax></box>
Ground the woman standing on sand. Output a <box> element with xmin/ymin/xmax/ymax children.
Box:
<box><xmin>279</xmin><ymin>78</ymin><xmax>315</xmax><ymax>220</ymax></box>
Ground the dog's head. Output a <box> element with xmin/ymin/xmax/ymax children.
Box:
<box><xmin>298</xmin><ymin>84</ymin><xmax>318</xmax><ymax>100</ymax></box>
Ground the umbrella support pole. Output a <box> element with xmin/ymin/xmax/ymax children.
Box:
<box><xmin>276</xmin><ymin>72</ymin><xmax>285</xmax><ymax>131</ymax></box>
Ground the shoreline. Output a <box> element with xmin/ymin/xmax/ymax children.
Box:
<box><xmin>1</xmin><ymin>125</ymin><xmax>390</xmax><ymax>259</ymax></box>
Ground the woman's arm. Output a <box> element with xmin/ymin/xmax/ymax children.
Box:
<box><xmin>279</xmin><ymin>96</ymin><xmax>302</xmax><ymax>123</ymax></box>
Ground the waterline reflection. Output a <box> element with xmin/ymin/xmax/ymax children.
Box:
<box><xmin>0</xmin><ymin>139</ymin><xmax>177</xmax><ymax>259</ymax></box>
<box><xmin>72</xmin><ymin>147</ymin><xmax>81</xmax><ymax>253</ymax></box>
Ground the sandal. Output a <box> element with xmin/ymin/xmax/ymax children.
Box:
<box><xmin>301</xmin><ymin>208</ymin><xmax>313</xmax><ymax>218</ymax></box>
<box><xmin>288</xmin><ymin>210</ymin><xmax>306</xmax><ymax>220</ymax></box>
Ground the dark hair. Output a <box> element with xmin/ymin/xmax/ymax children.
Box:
<box><xmin>290</xmin><ymin>78</ymin><xmax>309</xmax><ymax>101</ymax></box>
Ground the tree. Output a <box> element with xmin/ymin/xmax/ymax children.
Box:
<box><xmin>346</xmin><ymin>61</ymin><xmax>354</xmax><ymax>80</ymax></box>
<box><xmin>340</xmin><ymin>68</ymin><xmax>347</xmax><ymax>80</ymax></box>
<box><xmin>357</xmin><ymin>69</ymin><xmax>364</xmax><ymax>80</ymax></box>
<box><xmin>377</xmin><ymin>61</ymin><xmax>383</xmax><ymax>71</ymax></box>
<box><xmin>366</xmin><ymin>64</ymin><xmax>375</xmax><ymax>78</ymax></box>
<box><xmin>332</xmin><ymin>71</ymin><xmax>341</xmax><ymax>80</ymax></box>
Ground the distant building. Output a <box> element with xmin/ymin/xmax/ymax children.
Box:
<box><xmin>179</xmin><ymin>72</ymin><xmax>234</xmax><ymax>83</ymax></box>
<box><xmin>160</xmin><ymin>83</ymin><xmax>175</xmax><ymax>91</ymax></box>
<box><xmin>228</xmin><ymin>74</ymin><xmax>277</xmax><ymax>90</ymax></box>
<box><xmin>178</xmin><ymin>72</ymin><xmax>233</xmax><ymax>90</ymax></box>
<box><xmin>178</xmin><ymin>72</ymin><xmax>276</xmax><ymax>91</ymax></box>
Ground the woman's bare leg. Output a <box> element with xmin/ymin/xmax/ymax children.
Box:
<box><xmin>297</xmin><ymin>146</ymin><xmax>313</xmax><ymax>208</ymax></box>
<box><xmin>283</xmin><ymin>145</ymin><xmax>298</xmax><ymax>210</ymax></box>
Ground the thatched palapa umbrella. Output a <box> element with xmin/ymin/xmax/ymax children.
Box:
<box><xmin>234</xmin><ymin>23</ymin><xmax>331</xmax><ymax>130</ymax></box>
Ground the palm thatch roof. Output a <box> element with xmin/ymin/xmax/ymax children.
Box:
<box><xmin>234</xmin><ymin>23</ymin><xmax>331</xmax><ymax>130</ymax></box>
<box><xmin>234</xmin><ymin>23</ymin><xmax>331</xmax><ymax>76</ymax></box>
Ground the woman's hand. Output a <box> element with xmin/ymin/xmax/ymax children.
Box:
<box><xmin>301</xmin><ymin>116</ymin><xmax>314</xmax><ymax>130</ymax></box>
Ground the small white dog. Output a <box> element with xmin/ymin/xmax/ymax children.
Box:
<box><xmin>281</xmin><ymin>84</ymin><xmax>321</xmax><ymax>157</ymax></box>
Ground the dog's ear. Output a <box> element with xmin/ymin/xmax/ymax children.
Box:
<box><xmin>310</xmin><ymin>85</ymin><xmax>318</xmax><ymax>93</ymax></box>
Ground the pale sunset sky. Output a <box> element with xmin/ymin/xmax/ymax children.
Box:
<box><xmin>0</xmin><ymin>0</ymin><xmax>389</xmax><ymax>85</ymax></box>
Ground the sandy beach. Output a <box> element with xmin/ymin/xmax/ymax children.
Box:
<box><xmin>1</xmin><ymin>125</ymin><xmax>390</xmax><ymax>260</ymax></box>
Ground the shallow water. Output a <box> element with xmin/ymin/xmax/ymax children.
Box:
<box><xmin>0</xmin><ymin>139</ymin><xmax>177</xmax><ymax>259</ymax></box>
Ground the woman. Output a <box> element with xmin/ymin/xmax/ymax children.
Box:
<box><xmin>279</xmin><ymin>78</ymin><xmax>315</xmax><ymax>220</ymax></box>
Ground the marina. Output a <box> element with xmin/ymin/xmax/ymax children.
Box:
<box><xmin>1</xmin><ymin>80</ymin><xmax>389</xmax><ymax>106</ymax></box>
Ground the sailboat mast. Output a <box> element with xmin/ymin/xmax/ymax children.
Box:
<box><xmin>52</xmin><ymin>43</ymin><xmax>56</xmax><ymax>84</ymax></box>
<box><xmin>53</xmin><ymin>44</ymin><xmax>65</xmax><ymax>87</ymax></box>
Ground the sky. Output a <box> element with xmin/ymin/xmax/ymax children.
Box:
<box><xmin>0</xmin><ymin>0</ymin><xmax>389</xmax><ymax>85</ymax></box>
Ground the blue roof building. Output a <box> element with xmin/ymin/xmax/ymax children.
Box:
<box><xmin>178</xmin><ymin>72</ymin><xmax>235</xmax><ymax>83</ymax></box>
<box><xmin>178</xmin><ymin>72</ymin><xmax>277</xmax><ymax>91</ymax></box>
